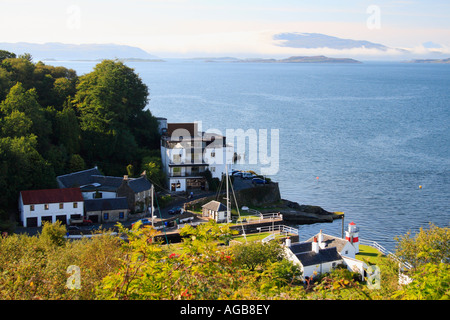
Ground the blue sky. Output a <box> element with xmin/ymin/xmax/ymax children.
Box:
<box><xmin>1</xmin><ymin>0</ymin><xmax>449</xmax><ymax>57</ymax></box>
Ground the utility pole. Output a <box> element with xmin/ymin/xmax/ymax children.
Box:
<box><xmin>151</xmin><ymin>184</ymin><xmax>155</xmax><ymax>227</ymax></box>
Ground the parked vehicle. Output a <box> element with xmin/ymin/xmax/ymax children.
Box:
<box><xmin>168</xmin><ymin>206</ymin><xmax>184</xmax><ymax>215</ymax></box>
<box><xmin>131</xmin><ymin>218</ymin><xmax>152</xmax><ymax>228</ymax></box>
<box><xmin>70</xmin><ymin>218</ymin><xmax>93</xmax><ymax>226</ymax></box>
<box><xmin>252</xmin><ymin>178</ymin><xmax>268</xmax><ymax>184</ymax></box>
<box><xmin>232</xmin><ymin>171</ymin><xmax>243</xmax><ymax>177</ymax></box>
<box><xmin>242</xmin><ymin>172</ymin><xmax>256</xmax><ymax>179</ymax></box>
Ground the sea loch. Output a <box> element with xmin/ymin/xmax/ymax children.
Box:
<box><xmin>49</xmin><ymin>59</ymin><xmax>450</xmax><ymax>251</ymax></box>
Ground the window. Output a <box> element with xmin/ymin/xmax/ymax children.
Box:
<box><xmin>103</xmin><ymin>212</ymin><xmax>109</xmax><ymax>220</ymax></box>
<box><xmin>59</xmin><ymin>203</ymin><xmax>64</xmax><ymax>209</ymax></box>
<box><xmin>172</xmin><ymin>167</ymin><xmax>181</xmax><ymax>176</ymax></box>
<box><xmin>30</xmin><ymin>205</ymin><xmax>35</xmax><ymax>211</ymax></box>
<box><xmin>119</xmin><ymin>212</ymin><xmax>124</xmax><ymax>219</ymax></box>
<box><xmin>73</xmin><ymin>202</ymin><xmax>78</xmax><ymax>209</ymax></box>
<box><xmin>44</xmin><ymin>204</ymin><xmax>49</xmax><ymax>210</ymax></box>
<box><xmin>211</xmin><ymin>152</ymin><xmax>216</xmax><ymax>158</ymax></box>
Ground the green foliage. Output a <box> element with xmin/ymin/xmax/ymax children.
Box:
<box><xmin>0</xmin><ymin>53</ymin><xmax>161</xmax><ymax>219</ymax></box>
<box><xmin>0</xmin><ymin>224</ymin><xmax>123</xmax><ymax>299</ymax></box>
<box><xmin>39</xmin><ymin>220</ymin><xmax>67</xmax><ymax>247</ymax></box>
<box><xmin>231</xmin><ymin>240</ymin><xmax>286</xmax><ymax>271</ymax></box>
<box><xmin>393</xmin><ymin>263</ymin><xmax>450</xmax><ymax>300</ymax></box>
<box><xmin>394</xmin><ymin>223</ymin><xmax>449</xmax><ymax>269</ymax></box>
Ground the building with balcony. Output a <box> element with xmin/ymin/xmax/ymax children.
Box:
<box><xmin>159</xmin><ymin>121</ymin><xmax>234</xmax><ymax>193</ymax></box>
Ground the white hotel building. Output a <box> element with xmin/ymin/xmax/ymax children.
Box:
<box><xmin>158</xmin><ymin>119</ymin><xmax>234</xmax><ymax>193</ymax></box>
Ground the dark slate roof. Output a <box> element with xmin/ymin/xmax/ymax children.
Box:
<box><xmin>84</xmin><ymin>197</ymin><xmax>129</xmax><ymax>212</ymax></box>
<box><xmin>289</xmin><ymin>242</ymin><xmax>313</xmax><ymax>255</ymax></box>
<box><xmin>21</xmin><ymin>188</ymin><xmax>83</xmax><ymax>205</ymax></box>
<box><xmin>304</xmin><ymin>234</ymin><xmax>349</xmax><ymax>253</ymax></box>
<box><xmin>128</xmin><ymin>176</ymin><xmax>152</xmax><ymax>193</ymax></box>
<box><xmin>88</xmin><ymin>175</ymin><xmax>124</xmax><ymax>191</ymax></box>
<box><xmin>295</xmin><ymin>247</ymin><xmax>343</xmax><ymax>267</ymax></box>
<box><xmin>58</xmin><ymin>167</ymin><xmax>151</xmax><ymax>194</ymax></box>
<box><xmin>57</xmin><ymin>167</ymin><xmax>102</xmax><ymax>188</ymax></box>
<box><xmin>202</xmin><ymin>200</ymin><xmax>227</xmax><ymax>212</ymax></box>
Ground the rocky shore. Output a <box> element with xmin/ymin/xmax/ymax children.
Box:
<box><xmin>260</xmin><ymin>199</ymin><xmax>342</xmax><ymax>224</ymax></box>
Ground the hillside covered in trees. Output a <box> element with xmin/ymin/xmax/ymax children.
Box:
<box><xmin>0</xmin><ymin>50</ymin><xmax>161</xmax><ymax>227</ymax></box>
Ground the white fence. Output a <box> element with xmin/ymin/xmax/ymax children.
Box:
<box><xmin>256</xmin><ymin>224</ymin><xmax>299</xmax><ymax>236</ymax></box>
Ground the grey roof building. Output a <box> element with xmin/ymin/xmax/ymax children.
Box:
<box><xmin>56</xmin><ymin>167</ymin><xmax>103</xmax><ymax>189</ymax></box>
<box><xmin>56</xmin><ymin>167</ymin><xmax>153</xmax><ymax>214</ymax></box>
<box><xmin>84</xmin><ymin>197</ymin><xmax>129</xmax><ymax>212</ymax></box>
<box><xmin>84</xmin><ymin>197</ymin><xmax>129</xmax><ymax>223</ymax></box>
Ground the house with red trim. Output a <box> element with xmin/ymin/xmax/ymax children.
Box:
<box><xmin>19</xmin><ymin>188</ymin><xmax>84</xmax><ymax>227</ymax></box>
<box><xmin>285</xmin><ymin>222</ymin><xmax>365</xmax><ymax>280</ymax></box>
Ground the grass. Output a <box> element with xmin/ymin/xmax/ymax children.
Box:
<box><xmin>232</xmin><ymin>232</ymin><xmax>286</xmax><ymax>243</ymax></box>
<box><xmin>357</xmin><ymin>244</ymin><xmax>386</xmax><ymax>265</ymax></box>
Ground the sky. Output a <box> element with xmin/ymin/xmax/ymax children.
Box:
<box><xmin>1</xmin><ymin>0</ymin><xmax>449</xmax><ymax>58</ymax></box>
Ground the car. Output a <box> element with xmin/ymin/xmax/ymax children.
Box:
<box><xmin>252</xmin><ymin>178</ymin><xmax>268</xmax><ymax>184</ymax></box>
<box><xmin>242</xmin><ymin>172</ymin><xmax>256</xmax><ymax>179</ymax></box>
<box><xmin>232</xmin><ymin>171</ymin><xmax>243</xmax><ymax>177</ymax></box>
<box><xmin>168</xmin><ymin>206</ymin><xmax>184</xmax><ymax>215</ymax></box>
<box><xmin>131</xmin><ymin>218</ymin><xmax>152</xmax><ymax>228</ymax></box>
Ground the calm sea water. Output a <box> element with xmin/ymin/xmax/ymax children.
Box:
<box><xmin>48</xmin><ymin>59</ymin><xmax>450</xmax><ymax>251</ymax></box>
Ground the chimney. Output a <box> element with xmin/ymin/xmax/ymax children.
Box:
<box><xmin>312</xmin><ymin>236</ymin><xmax>319</xmax><ymax>253</ymax></box>
<box><xmin>318</xmin><ymin>230</ymin><xmax>326</xmax><ymax>249</ymax></box>
<box><xmin>318</xmin><ymin>229</ymin><xmax>323</xmax><ymax>244</ymax></box>
<box><xmin>285</xmin><ymin>237</ymin><xmax>291</xmax><ymax>248</ymax></box>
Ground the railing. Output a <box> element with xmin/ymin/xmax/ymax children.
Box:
<box><xmin>256</xmin><ymin>224</ymin><xmax>299</xmax><ymax>235</ymax></box>
<box><xmin>234</xmin><ymin>210</ymin><xmax>282</xmax><ymax>223</ymax></box>
<box><xmin>359</xmin><ymin>238</ymin><xmax>413</xmax><ymax>270</ymax></box>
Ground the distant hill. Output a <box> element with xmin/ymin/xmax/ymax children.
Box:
<box><xmin>194</xmin><ymin>55</ymin><xmax>361</xmax><ymax>64</ymax></box>
<box><xmin>0</xmin><ymin>42</ymin><xmax>159</xmax><ymax>61</ymax></box>
<box><xmin>406</xmin><ymin>58</ymin><xmax>450</xmax><ymax>64</ymax></box>
<box><xmin>274</xmin><ymin>32</ymin><xmax>395</xmax><ymax>51</ymax></box>
<box><xmin>278</xmin><ymin>56</ymin><xmax>361</xmax><ymax>63</ymax></box>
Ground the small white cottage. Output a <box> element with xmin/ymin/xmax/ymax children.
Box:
<box><xmin>201</xmin><ymin>200</ymin><xmax>228</xmax><ymax>223</ymax></box>
<box><xmin>285</xmin><ymin>224</ymin><xmax>366</xmax><ymax>280</ymax></box>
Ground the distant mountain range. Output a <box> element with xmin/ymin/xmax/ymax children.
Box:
<box><xmin>198</xmin><ymin>56</ymin><xmax>360</xmax><ymax>64</ymax></box>
<box><xmin>0</xmin><ymin>42</ymin><xmax>159</xmax><ymax>61</ymax></box>
<box><xmin>273</xmin><ymin>32</ymin><xmax>403</xmax><ymax>52</ymax></box>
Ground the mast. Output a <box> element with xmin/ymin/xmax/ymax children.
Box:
<box><xmin>225</xmin><ymin>164</ymin><xmax>231</xmax><ymax>223</ymax></box>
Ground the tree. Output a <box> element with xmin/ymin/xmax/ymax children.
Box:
<box><xmin>39</xmin><ymin>220</ymin><xmax>67</xmax><ymax>247</ymax></box>
<box><xmin>393</xmin><ymin>262</ymin><xmax>450</xmax><ymax>300</ymax></box>
<box><xmin>0</xmin><ymin>83</ymin><xmax>51</xmax><ymax>151</ymax></box>
<box><xmin>73</xmin><ymin>59</ymin><xmax>149</xmax><ymax>132</ymax></box>
<box><xmin>231</xmin><ymin>240</ymin><xmax>286</xmax><ymax>271</ymax></box>
<box><xmin>54</xmin><ymin>104</ymin><xmax>81</xmax><ymax>154</ymax></box>
<box><xmin>0</xmin><ymin>50</ymin><xmax>16</xmax><ymax>63</ymax></box>
<box><xmin>67</xmin><ymin>154</ymin><xmax>86</xmax><ymax>173</ymax></box>
<box><xmin>394</xmin><ymin>224</ymin><xmax>449</xmax><ymax>269</ymax></box>
<box><xmin>0</xmin><ymin>135</ymin><xmax>55</xmax><ymax>211</ymax></box>
<box><xmin>73</xmin><ymin>60</ymin><xmax>154</xmax><ymax>174</ymax></box>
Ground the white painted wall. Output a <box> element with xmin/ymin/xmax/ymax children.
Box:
<box><xmin>19</xmin><ymin>195</ymin><xmax>84</xmax><ymax>227</ymax></box>
<box><xmin>81</xmin><ymin>191</ymin><xmax>116</xmax><ymax>200</ymax></box>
